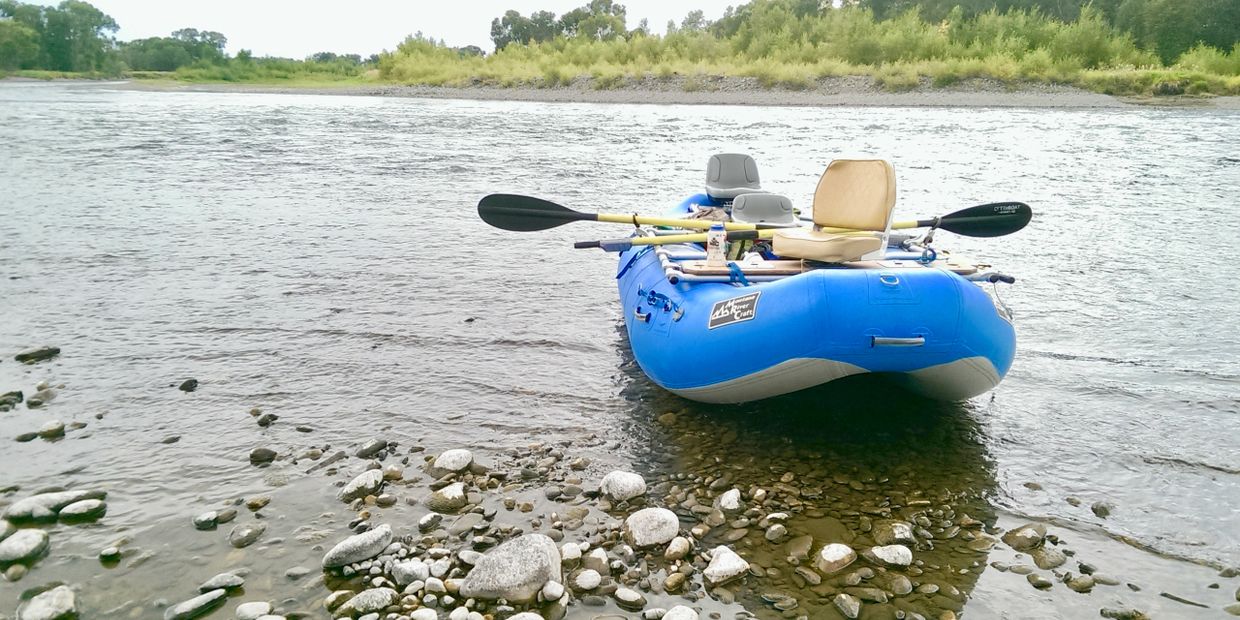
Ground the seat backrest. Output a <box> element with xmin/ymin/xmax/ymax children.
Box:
<box><xmin>706</xmin><ymin>153</ymin><xmax>761</xmax><ymax>200</ymax></box>
<box><xmin>732</xmin><ymin>193</ymin><xmax>796</xmax><ymax>225</ymax></box>
<box><xmin>812</xmin><ymin>159</ymin><xmax>896</xmax><ymax>232</ymax></box>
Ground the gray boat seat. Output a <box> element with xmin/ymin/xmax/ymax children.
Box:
<box><xmin>706</xmin><ymin>153</ymin><xmax>761</xmax><ymax>200</ymax></box>
<box><xmin>732</xmin><ymin>193</ymin><xmax>796</xmax><ymax>225</ymax></box>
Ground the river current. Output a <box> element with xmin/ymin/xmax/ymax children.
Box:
<box><xmin>1</xmin><ymin>81</ymin><xmax>1238</xmax><ymax>618</ymax></box>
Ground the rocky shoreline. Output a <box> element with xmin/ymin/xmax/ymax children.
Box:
<box><xmin>107</xmin><ymin>76</ymin><xmax>1240</xmax><ymax>110</ymax></box>
<box><xmin>3</xmin><ymin>349</ymin><xmax>1240</xmax><ymax>619</ymax></box>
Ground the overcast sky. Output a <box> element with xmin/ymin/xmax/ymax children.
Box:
<box><xmin>64</xmin><ymin>1</ymin><xmax>739</xmax><ymax>58</ymax></box>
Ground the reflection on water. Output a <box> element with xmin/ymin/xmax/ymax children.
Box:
<box><xmin>615</xmin><ymin>333</ymin><xmax>999</xmax><ymax>618</ymax></box>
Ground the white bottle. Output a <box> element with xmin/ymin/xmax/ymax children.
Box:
<box><xmin>705</xmin><ymin>222</ymin><xmax>727</xmax><ymax>267</ymax></box>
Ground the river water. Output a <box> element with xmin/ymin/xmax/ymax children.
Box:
<box><xmin>1</xmin><ymin>81</ymin><xmax>1238</xmax><ymax>618</ymax></box>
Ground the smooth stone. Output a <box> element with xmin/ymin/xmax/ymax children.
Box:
<box><xmin>284</xmin><ymin>566</ymin><xmax>310</xmax><ymax>580</ymax></box>
<box><xmin>430</xmin><ymin>449</ymin><xmax>474</xmax><ymax>476</ymax></box>
<box><xmin>164</xmin><ymin>589</ymin><xmax>227</xmax><ymax>620</ymax></box>
<box><xmin>833</xmin><ymin>593</ymin><xmax>861</xmax><ymax>619</ymax></box>
<box><xmin>59</xmin><ymin>499</ymin><xmax>106</xmax><ymax>522</ymax></box>
<box><xmin>1091</xmin><ymin>502</ymin><xmax>1113</xmax><ymax>518</ymax></box>
<box><xmin>448</xmin><ymin>512</ymin><xmax>484</xmax><ymax>535</ymax></box>
<box><xmin>664</xmin><ymin>572</ymin><xmax>687</xmax><ymax>592</ymax></box>
<box><xmin>1027</xmin><ymin>573</ymin><xmax>1054</xmax><ymax>589</ymax></box>
<box><xmin>7</xmin><ymin>563</ymin><xmax>27</xmax><ymax>581</ymax></box>
<box><xmin>324</xmin><ymin>590</ymin><xmax>354</xmax><ymax>611</ymax></box>
<box><xmin>786</xmin><ymin>535</ymin><xmax>813</xmax><ymax>560</ymax></box>
<box><xmin>235</xmin><ymin>601</ymin><xmax>273</xmax><ymax>620</ymax></box>
<box><xmin>560</xmin><ymin>542</ymin><xmax>582</xmax><ymax>565</ymax></box>
<box><xmin>815</xmin><ymin>543</ymin><xmax>857</xmax><ymax>574</ymax></box>
<box><xmin>459</xmin><ymin>533</ymin><xmax>561</xmax><ymax>603</ymax></box>
<box><xmin>1032</xmin><ymin>546</ymin><xmax>1067</xmax><ymax>570</ymax></box>
<box><xmin>1224</xmin><ymin>603</ymin><xmax>1240</xmax><ymax>616</ymax></box>
<box><xmin>339</xmin><ymin>588</ymin><xmax>398</xmax><ymax>615</ymax></box>
<box><xmin>426</xmin><ymin>482</ymin><xmax>468</xmax><ymax>513</ymax></box>
<box><xmin>418</xmin><ymin>513</ymin><xmax>443</xmax><ymax>532</ymax></box>
<box><xmin>178</xmin><ymin>378</ymin><xmax>198</xmax><ymax>392</ymax></box>
<box><xmin>4</xmin><ymin>490</ymin><xmax>106</xmax><ymax>522</ymax></box>
<box><xmin>409</xmin><ymin>610</ymin><xmax>437</xmax><ymax>620</ymax></box>
<box><xmin>249</xmin><ymin>448</ymin><xmax>276</xmax><ymax>464</ymax></box>
<box><xmin>1067</xmin><ymin>575</ymin><xmax>1095</xmax><ymax>592</ymax></box>
<box><xmin>599</xmin><ymin>471</ymin><xmax>647</xmax><ymax>501</ymax></box>
<box><xmin>338</xmin><ymin>469</ymin><xmax>385</xmax><ymax>502</ymax></box>
<box><xmin>541</xmin><ymin>580</ymin><xmax>564</xmax><ymax>601</ymax></box>
<box><xmin>703</xmin><ymin>546</ymin><xmax>749</xmax><ymax>585</ymax></box>
<box><xmin>0</xmin><ymin>529</ymin><xmax>49</xmax><ymax>564</ymax></box>
<box><xmin>193</xmin><ymin>511</ymin><xmax>218</xmax><ymax>530</ymax></box>
<box><xmin>662</xmin><ymin>606</ymin><xmax>699</xmax><ymax>620</ymax></box>
<box><xmin>614</xmin><ymin>587</ymin><xmax>647</xmax><ymax>610</ymax></box>
<box><xmin>199</xmin><ymin>572</ymin><xmax>245</xmax><ymax>592</ymax></box>
<box><xmin>889</xmin><ymin>574</ymin><xmax>913</xmax><ymax>596</ymax></box>
<box><xmin>623</xmin><ymin>507</ymin><xmax>679</xmax><ymax>548</ymax></box>
<box><xmin>866</xmin><ymin>545</ymin><xmax>912</xmax><ymax>568</ymax></box>
<box><xmin>507</xmin><ymin>614</ymin><xmax>544</xmax><ymax>620</ymax></box>
<box><xmin>1001</xmin><ymin>523</ymin><xmax>1046</xmax><ymax>551</ymax></box>
<box><xmin>355</xmin><ymin>438</ymin><xmax>387</xmax><ymax>459</ymax></box>
<box><xmin>229</xmin><ymin>522</ymin><xmax>266</xmax><ymax>548</ymax></box>
<box><xmin>99</xmin><ymin>546</ymin><xmax>121</xmax><ymax>561</ymax></box>
<box><xmin>322</xmin><ymin>524</ymin><xmax>393</xmax><ymax>568</ymax></box>
<box><xmin>665</xmin><ymin>536</ymin><xmax>691</xmax><ymax>561</ymax></box>
<box><xmin>392</xmin><ymin>560</ymin><xmax>430</xmax><ymax>586</ymax></box>
<box><xmin>582</xmin><ymin>548</ymin><xmax>607</xmax><ymax>573</ymax></box>
<box><xmin>764</xmin><ymin>523</ymin><xmax>787</xmax><ymax>542</ymax></box>
<box><xmin>1099</xmin><ymin>609</ymin><xmax>1150</xmax><ymax>620</ymax></box>
<box><xmin>573</xmin><ymin>569</ymin><xmax>602</xmax><ymax>591</ymax></box>
<box><xmin>17</xmin><ymin>585</ymin><xmax>76</xmax><ymax>620</ymax></box>
<box><xmin>36</xmin><ymin>420</ymin><xmax>65</xmax><ymax>439</ymax></box>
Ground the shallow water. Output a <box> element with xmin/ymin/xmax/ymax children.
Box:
<box><xmin>1</xmin><ymin>81</ymin><xmax>1238</xmax><ymax>618</ymax></box>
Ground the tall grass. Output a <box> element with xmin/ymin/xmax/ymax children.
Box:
<box><xmin>372</xmin><ymin>5</ymin><xmax>1240</xmax><ymax>96</ymax></box>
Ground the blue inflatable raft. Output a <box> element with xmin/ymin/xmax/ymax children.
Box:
<box><xmin>611</xmin><ymin>156</ymin><xmax>1018</xmax><ymax>403</ymax></box>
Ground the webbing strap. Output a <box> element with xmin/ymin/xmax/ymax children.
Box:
<box><xmin>726</xmin><ymin>262</ymin><xmax>752</xmax><ymax>287</ymax></box>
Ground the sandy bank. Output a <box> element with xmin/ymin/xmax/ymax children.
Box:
<box><xmin>114</xmin><ymin>75</ymin><xmax>1240</xmax><ymax>109</ymax></box>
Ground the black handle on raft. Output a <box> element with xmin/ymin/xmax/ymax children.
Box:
<box><xmin>989</xmin><ymin>274</ymin><xmax>1016</xmax><ymax>284</ymax></box>
<box><xmin>574</xmin><ymin>240</ymin><xmax>601</xmax><ymax>249</ymax></box>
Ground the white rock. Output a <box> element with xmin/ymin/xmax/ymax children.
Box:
<box><xmin>703</xmin><ymin>546</ymin><xmax>749</xmax><ymax>585</ymax></box>
<box><xmin>4</xmin><ymin>490</ymin><xmax>106</xmax><ymax>522</ymax></box>
<box><xmin>834</xmin><ymin>593</ymin><xmax>861</xmax><ymax>619</ymax></box>
<box><xmin>873</xmin><ymin>520</ymin><xmax>915</xmax><ymax>546</ymax></box>
<box><xmin>582</xmin><ymin>548</ymin><xmax>608</xmax><ymax>573</ymax></box>
<box><xmin>715</xmin><ymin>489</ymin><xmax>742</xmax><ymax>512</ymax></box>
<box><xmin>815</xmin><ymin>543</ymin><xmax>857</xmax><ymax>574</ymax></box>
<box><xmin>0</xmin><ymin>529</ymin><xmax>49</xmax><ymax>564</ymax></box>
<box><xmin>623</xmin><ymin>507</ymin><xmax>679</xmax><ymax>548</ymax></box>
<box><xmin>664</xmin><ymin>536</ymin><xmax>691</xmax><ymax>561</ymax></box>
<box><xmin>337</xmin><ymin>469</ymin><xmax>384</xmax><ymax>502</ymax></box>
<box><xmin>425</xmin><ymin>577</ymin><xmax>446</xmax><ymax>593</ymax></box>
<box><xmin>868</xmin><ymin>544</ymin><xmax>913</xmax><ymax>567</ymax></box>
<box><xmin>321</xmin><ymin>524</ymin><xmax>392</xmax><ymax>568</ymax></box>
<box><xmin>338</xmin><ymin>587</ymin><xmax>397</xmax><ymax>615</ymax></box>
<box><xmin>663</xmin><ymin>606</ymin><xmax>700</xmax><ymax>620</ymax></box>
<box><xmin>430</xmin><ymin>449</ymin><xmax>474</xmax><ymax>476</ymax></box>
<box><xmin>599</xmin><ymin>471</ymin><xmax>647</xmax><ymax>501</ymax></box>
<box><xmin>559</xmin><ymin>542</ymin><xmax>581</xmax><ymax>565</ymax></box>
<box><xmin>391</xmin><ymin>560</ymin><xmax>430</xmax><ymax>586</ymax></box>
<box><xmin>234</xmin><ymin>601</ymin><xmax>273</xmax><ymax>620</ymax></box>
<box><xmin>1</xmin><ymin>519</ymin><xmax>14</xmax><ymax>541</ymax></box>
<box><xmin>573</xmin><ymin>569</ymin><xmax>602</xmax><ymax>590</ymax></box>
<box><xmin>541</xmin><ymin>580</ymin><xmax>564</xmax><ymax>601</ymax></box>
<box><xmin>17</xmin><ymin>585</ymin><xmax>75</xmax><ymax>620</ymax></box>
<box><xmin>459</xmin><ymin>533</ymin><xmax>561</xmax><ymax>603</ymax></box>
<box><xmin>59</xmin><ymin>499</ymin><xmax>106</xmax><ymax>522</ymax></box>
<box><xmin>507</xmin><ymin>614</ymin><xmax>545</xmax><ymax>620</ymax></box>
<box><xmin>409</xmin><ymin>610</ymin><xmax>437</xmax><ymax>620</ymax></box>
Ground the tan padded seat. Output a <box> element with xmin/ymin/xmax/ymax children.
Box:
<box><xmin>772</xmin><ymin>229</ymin><xmax>884</xmax><ymax>264</ymax></box>
<box><xmin>772</xmin><ymin>159</ymin><xmax>896</xmax><ymax>263</ymax></box>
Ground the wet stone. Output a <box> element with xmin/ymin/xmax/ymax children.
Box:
<box><xmin>1027</xmin><ymin>573</ymin><xmax>1054</xmax><ymax>590</ymax></box>
<box><xmin>338</xmin><ymin>587</ymin><xmax>398</xmax><ymax>615</ymax></box>
<box><xmin>229</xmin><ymin>522</ymin><xmax>266</xmax><ymax>548</ymax></box>
<box><xmin>614</xmin><ymin>587</ymin><xmax>647</xmax><ymax>611</ymax></box>
<box><xmin>1099</xmin><ymin>608</ymin><xmax>1150</xmax><ymax>620</ymax></box>
<box><xmin>1031</xmin><ymin>546</ymin><xmax>1066</xmax><ymax>570</ymax></box>
<box><xmin>338</xmin><ymin>469</ymin><xmax>384</xmax><ymax>502</ymax></box>
<box><xmin>5</xmin><ymin>490</ymin><xmax>106</xmax><ymax>522</ymax></box>
<box><xmin>873</xmin><ymin>521</ymin><xmax>915</xmax><ymax>546</ymax></box>
<box><xmin>199</xmin><ymin>572</ymin><xmax>245</xmax><ymax>592</ymax></box>
<box><xmin>623</xmin><ymin>508</ymin><xmax>679</xmax><ymax>548</ymax></box>
<box><xmin>249</xmin><ymin>448</ymin><xmax>276</xmax><ymax>465</ymax></box>
<box><xmin>1091</xmin><ymin>502</ymin><xmax>1114</xmax><ymax>518</ymax></box>
<box><xmin>865</xmin><ymin>545</ymin><xmax>912</xmax><ymax>568</ymax></box>
<box><xmin>18</xmin><ymin>584</ymin><xmax>76</xmax><ymax>620</ymax></box>
<box><xmin>15</xmin><ymin>347</ymin><xmax>60</xmax><ymax>364</ymax></box>
<box><xmin>234</xmin><ymin>601</ymin><xmax>273</xmax><ymax>620</ymax></box>
<box><xmin>322</xmin><ymin>524</ymin><xmax>392</xmax><ymax>568</ymax></box>
<box><xmin>889</xmin><ymin>574</ymin><xmax>913</xmax><ymax>595</ymax></box>
<box><xmin>600</xmin><ymin>471</ymin><xmax>647</xmax><ymax>501</ymax></box>
<box><xmin>833</xmin><ymin>593</ymin><xmax>861</xmax><ymax>619</ymax></box>
<box><xmin>1001</xmin><ymin>523</ymin><xmax>1046</xmax><ymax>551</ymax></box>
<box><xmin>426</xmin><ymin>482</ymin><xmax>467</xmax><ymax>513</ymax></box>
<box><xmin>1066</xmin><ymin>574</ymin><xmax>1095</xmax><ymax>592</ymax></box>
<box><xmin>786</xmin><ymin>535</ymin><xmax>813</xmax><ymax>560</ymax></box>
<box><xmin>704</xmin><ymin>546</ymin><xmax>749</xmax><ymax>585</ymax></box>
<box><xmin>815</xmin><ymin>543</ymin><xmax>857</xmax><ymax>574</ymax></box>
<box><xmin>429</xmin><ymin>449</ymin><xmax>474</xmax><ymax>477</ymax></box>
<box><xmin>164</xmin><ymin>589</ymin><xmax>227</xmax><ymax>620</ymax></box>
<box><xmin>354</xmin><ymin>439</ymin><xmax>388</xmax><ymax>459</ymax></box>
<box><xmin>59</xmin><ymin>499</ymin><xmax>106</xmax><ymax>522</ymax></box>
<box><xmin>0</xmin><ymin>529</ymin><xmax>48</xmax><ymax>564</ymax></box>
<box><xmin>459</xmin><ymin>533</ymin><xmax>561</xmax><ymax>603</ymax></box>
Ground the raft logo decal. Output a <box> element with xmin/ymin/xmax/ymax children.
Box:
<box><xmin>708</xmin><ymin>292</ymin><xmax>761</xmax><ymax>329</ymax></box>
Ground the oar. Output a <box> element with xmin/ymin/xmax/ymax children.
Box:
<box><xmin>478</xmin><ymin>193</ymin><xmax>793</xmax><ymax>232</ymax></box>
<box><xmin>480</xmin><ymin>193</ymin><xmax>1031</xmax><ymax>238</ymax></box>
<box><xmin>575</xmin><ymin>202</ymin><xmax>1033</xmax><ymax>251</ymax></box>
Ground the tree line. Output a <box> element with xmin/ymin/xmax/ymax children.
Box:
<box><xmin>490</xmin><ymin>0</ymin><xmax>1240</xmax><ymax>64</ymax></box>
<box><xmin>0</xmin><ymin>0</ymin><xmax>375</xmax><ymax>73</ymax></box>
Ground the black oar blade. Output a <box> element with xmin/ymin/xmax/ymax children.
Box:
<box><xmin>477</xmin><ymin>193</ymin><xmax>590</xmax><ymax>232</ymax></box>
<box><xmin>937</xmin><ymin>202</ymin><xmax>1032</xmax><ymax>237</ymax></box>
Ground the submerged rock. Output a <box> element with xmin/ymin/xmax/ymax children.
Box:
<box><xmin>703</xmin><ymin>546</ymin><xmax>749</xmax><ymax>585</ymax></box>
<box><xmin>429</xmin><ymin>449</ymin><xmax>474</xmax><ymax>477</ymax></box>
<box><xmin>198</xmin><ymin>572</ymin><xmax>245</xmax><ymax>592</ymax></box>
<box><xmin>15</xmin><ymin>347</ymin><xmax>60</xmax><ymax>364</ymax></box>
<box><xmin>337</xmin><ymin>469</ymin><xmax>384</xmax><ymax>502</ymax></box>
<box><xmin>1001</xmin><ymin>523</ymin><xmax>1046</xmax><ymax>551</ymax></box>
<box><xmin>336</xmin><ymin>587</ymin><xmax>398</xmax><ymax>616</ymax></box>
<box><xmin>248</xmin><ymin>448</ymin><xmax>276</xmax><ymax>465</ymax></box>
<box><xmin>59</xmin><ymin>499</ymin><xmax>106</xmax><ymax>523</ymax></box>
<box><xmin>36</xmin><ymin>420</ymin><xmax>65</xmax><ymax>439</ymax></box>
<box><xmin>426</xmin><ymin>482</ymin><xmax>467</xmax><ymax>513</ymax></box>
<box><xmin>192</xmin><ymin>511</ymin><xmax>218</xmax><ymax>530</ymax></box>
<box><xmin>622</xmin><ymin>507</ymin><xmax>679</xmax><ymax>548</ymax></box>
<box><xmin>0</xmin><ymin>529</ymin><xmax>49</xmax><ymax>564</ymax></box>
<box><xmin>164</xmin><ymin>589</ymin><xmax>226</xmax><ymax>620</ymax></box>
<box><xmin>815</xmin><ymin>543</ymin><xmax>857</xmax><ymax>574</ymax></box>
<box><xmin>17</xmin><ymin>584</ymin><xmax>75</xmax><ymax>620</ymax></box>
<box><xmin>663</xmin><ymin>606</ymin><xmax>700</xmax><ymax>620</ymax></box>
<box><xmin>864</xmin><ymin>545</ymin><xmax>912</xmax><ymax>568</ymax></box>
<box><xmin>5</xmin><ymin>490</ymin><xmax>106</xmax><ymax>523</ymax></box>
<box><xmin>228</xmin><ymin>522</ymin><xmax>266</xmax><ymax>548</ymax></box>
<box><xmin>459</xmin><ymin>533</ymin><xmax>561</xmax><ymax>603</ymax></box>
<box><xmin>322</xmin><ymin>524</ymin><xmax>392</xmax><ymax>568</ymax></box>
<box><xmin>599</xmin><ymin>471</ymin><xmax>647</xmax><ymax>501</ymax></box>
<box><xmin>873</xmin><ymin>520</ymin><xmax>915</xmax><ymax>546</ymax></box>
<box><xmin>234</xmin><ymin>601</ymin><xmax>273</xmax><ymax>620</ymax></box>
<box><xmin>178</xmin><ymin>379</ymin><xmax>198</xmax><ymax>392</ymax></box>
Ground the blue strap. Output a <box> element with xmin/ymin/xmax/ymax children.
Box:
<box><xmin>616</xmin><ymin>246</ymin><xmax>651</xmax><ymax>280</ymax></box>
<box><xmin>726</xmin><ymin>262</ymin><xmax>752</xmax><ymax>287</ymax></box>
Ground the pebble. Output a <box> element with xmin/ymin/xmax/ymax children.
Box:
<box><xmin>192</xmin><ymin>511</ymin><xmax>218</xmax><ymax>530</ymax></box>
<box><xmin>764</xmin><ymin>524</ymin><xmax>786</xmax><ymax>542</ymax></box>
<box><xmin>889</xmin><ymin>574</ymin><xmax>913</xmax><ymax>595</ymax></box>
<box><xmin>614</xmin><ymin>586</ymin><xmax>647</xmax><ymax>610</ymax></box>
<box><xmin>178</xmin><ymin>378</ymin><xmax>198</xmax><ymax>392</ymax></box>
<box><xmin>36</xmin><ymin>420</ymin><xmax>65</xmax><ymax>439</ymax></box>
<box><xmin>573</xmin><ymin>569</ymin><xmax>602</xmax><ymax>591</ymax></box>
<box><xmin>715</xmin><ymin>488</ymin><xmax>742</xmax><ymax>512</ymax></box>
<box><xmin>430</xmin><ymin>449</ymin><xmax>474</xmax><ymax>476</ymax></box>
<box><xmin>229</xmin><ymin>522</ymin><xmax>266</xmax><ymax>548</ymax></box>
<box><xmin>541</xmin><ymin>580</ymin><xmax>564</xmax><ymax>601</ymax></box>
<box><xmin>873</xmin><ymin>520</ymin><xmax>915</xmax><ymax>546</ymax></box>
<box><xmin>866</xmin><ymin>544</ymin><xmax>912</xmax><ymax>567</ymax></box>
<box><xmin>426</xmin><ymin>482</ymin><xmax>468</xmax><ymax>513</ymax></box>
<box><xmin>665</xmin><ymin>536</ymin><xmax>691</xmax><ymax>561</ymax></box>
<box><xmin>662</xmin><ymin>606</ymin><xmax>699</xmax><ymax>620</ymax></box>
<box><xmin>16</xmin><ymin>584</ymin><xmax>76</xmax><ymax>620</ymax></box>
<box><xmin>623</xmin><ymin>508</ymin><xmax>680</xmax><ymax>548</ymax></box>
<box><xmin>1027</xmin><ymin>573</ymin><xmax>1054</xmax><ymax>589</ymax></box>
<box><xmin>1001</xmin><ymin>523</ymin><xmax>1046</xmax><ymax>551</ymax></box>
<box><xmin>338</xmin><ymin>588</ymin><xmax>398</xmax><ymax>615</ymax></box>
<box><xmin>164</xmin><ymin>589</ymin><xmax>227</xmax><ymax>620</ymax></box>
<box><xmin>338</xmin><ymin>469</ymin><xmax>385</xmax><ymax>502</ymax></box>
<box><xmin>815</xmin><ymin>543</ymin><xmax>857</xmax><ymax>574</ymax></box>
<box><xmin>391</xmin><ymin>560</ymin><xmax>430</xmax><ymax>586</ymax></box>
<box><xmin>703</xmin><ymin>545</ymin><xmax>749</xmax><ymax>585</ymax></box>
<box><xmin>284</xmin><ymin>566</ymin><xmax>311</xmax><ymax>580</ymax></box>
<box><xmin>600</xmin><ymin>471</ymin><xmax>647</xmax><ymax>501</ymax></box>
<box><xmin>1099</xmin><ymin>608</ymin><xmax>1150</xmax><ymax>620</ymax></box>
<box><xmin>245</xmin><ymin>496</ymin><xmax>270</xmax><ymax>511</ymax></box>
<box><xmin>249</xmin><ymin>448</ymin><xmax>276</xmax><ymax>465</ymax></box>
<box><xmin>0</xmin><ymin>529</ymin><xmax>49</xmax><ymax>564</ymax></box>
<box><xmin>833</xmin><ymin>592</ymin><xmax>861</xmax><ymax>619</ymax></box>
<box><xmin>786</xmin><ymin>534</ymin><xmax>813</xmax><ymax>560</ymax></box>
<box><xmin>1091</xmin><ymin>501</ymin><xmax>1114</xmax><ymax>518</ymax></box>
<box><xmin>99</xmin><ymin>546</ymin><xmax>121</xmax><ymax>562</ymax></box>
